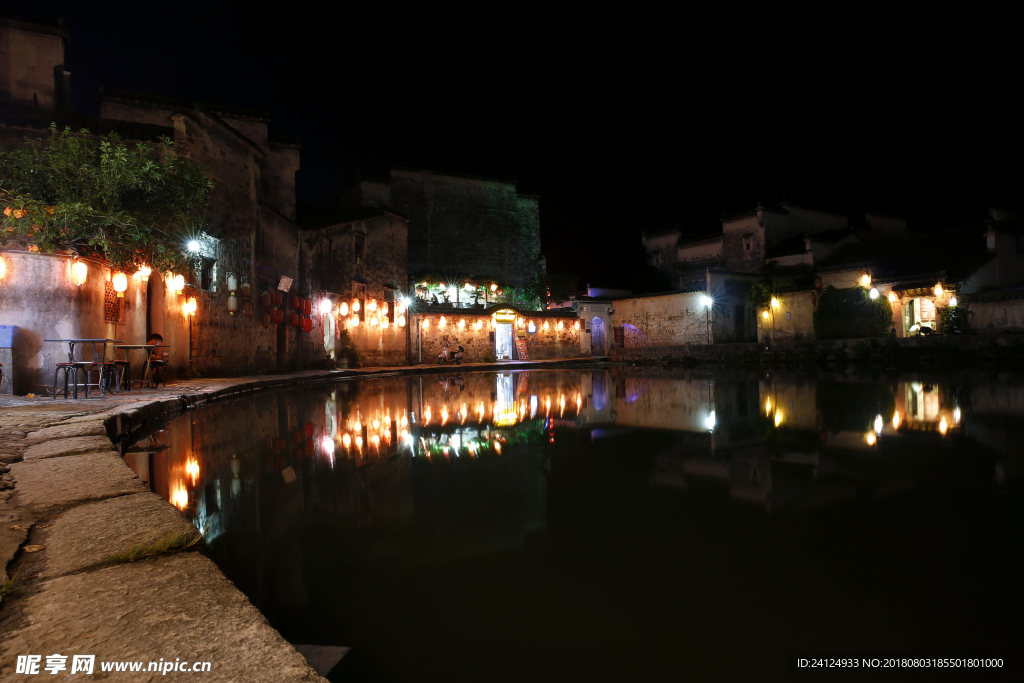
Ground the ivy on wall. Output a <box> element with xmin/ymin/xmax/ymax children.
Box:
<box><xmin>813</xmin><ymin>286</ymin><xmax>893</xmax><ymax>340</ymax></box>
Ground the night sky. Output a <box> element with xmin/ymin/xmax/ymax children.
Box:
<box><xmin>5</xmin><ymin>3</ymin><xmax>1021</xmax><ymax>288</ymax></box>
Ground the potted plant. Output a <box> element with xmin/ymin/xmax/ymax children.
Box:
<box><xmin>337</xmin><ymin>329</ymin><xmax>359</xmax><ymax>369</ymax></box>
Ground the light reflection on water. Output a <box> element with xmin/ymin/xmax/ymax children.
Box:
<box><xmin>124</xmin><ymin>369</ymin><xmax>1022</xmax><ymax>681</ymax></box>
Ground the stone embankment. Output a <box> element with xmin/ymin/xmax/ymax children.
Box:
<box><xmin>0</xmin><ymin>359</ymin><xmax>596</xmax><ymax>680</ymax></box>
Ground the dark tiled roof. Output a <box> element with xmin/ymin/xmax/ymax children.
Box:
<box><xmin>297</xmin><ymin>202</ymin><xmax>406</xmax><ymax>230</ymax></box>
<box><xmin>767</xmin><ymin>228</ymin><xmax>857</xmax><ymax>258</ymax></box>
<box><xmin>815</xmin><ymin>224</ymin><xmax>994</xmax><ymax>283</ymax></box>
<box><xmin>99</xmin><ymin>87</ymin><xmax>271</xmax><ymax>122</ymax></box>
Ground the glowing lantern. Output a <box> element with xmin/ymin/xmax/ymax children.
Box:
<box><xmin>770</xmin><ymin>297</ymin><xmax>780</xmax><ymax>309</ymax></box>
<box><xmin>892</xmin><ymin>410</ymin><xmax>901</xmax><ymax>429</ymax></box>
<box><xmin>474</xmin><ymin>319</ymin><xmax>483</xmax><ymax>330</ymax></box>
<box><xmin>369</xmin><ymin>315</ymin><xmax>378</xmax><ymax>327</ymax></box>
<box><xmin>369</xmin><ymin>298</ymin><xmax>378</xmax><ymax>311</ymax></box>
<box><xmin>762</xmin><ymin>311</ymin><xmax>770</xmax><ymax>320</ymax></box>
<box><xmin>137</xmin><ymin>265</ymin><xmax>151</xmax><ymax>281</ymax></box>
<box><xmin>342</xmin><ymin>433</ymin><xmax>352</xmax><ymax>449</ymax></box>
<box><xmin>339</xmin><ymin>301</ymin><xmax>349</xmax><ymax>316</ymax></box>
<box><xmin>516</xmin><ymin>317</ymin><xmax>524</xmax><ymax>327</ymax></box>
<box><xmin>422</xmin><ymin>318</ymin><xmax>430</xmax><ymax>329</ymax></box>
<box><xmin>381</xmin><ymin>301</ymin><xmax>389</xmax><ymax>315</ymax></box>
<box><xmin>557</xmin><ymin>321</ymin><xmax>564</xmax><ymax>330</ymax></box>
<box><xmin>439</xmin><ymin>316</ymin><xmax>447</xmax><ymax>328</ymax></box>
<box><xmin>187</xmin><ymin>296</ymin><xmax>198</xmax><ymax>314</ymax></box>
<box><xmin>381</xmin><ymin>318</ymin><xmax>389</xmax><ymax>329</ymax></box>
<box><xmin>350</xmin><ymin>315</ymin><xmax>359</xmax><ymax>327</ymax></box>
<box><xmin>458</xmin><ymin>318</ymin><xmax>466</xmax><ymax>330</ymax></box>
<box><xmin>861</xmin><ymin>273</ymin><xmax>871</xmax><ymax>287</ymax></box>
<box><xmin>303</xmin><ymin>317</ymin><xmax>313</xmax><ymax>333</ymax></box>
<box><xmin>239</xmin><ymin>280</ymin><xmax>251</xmax><ymax>299</ymax></box>
<box><xmin>574</xmin><ymin>321</ymin><xmax>580</xmax><ymax>331</ymax></box>
<box><xmin>173</xmin><ymin>274</ymin><xmax>185</xmax><ymax>293</ymax></box>
<box><xmin>0</xmin><ymin>256</ymin><xmax>5</xmax><ymax>282</ymax></box>
<box><xmin>73</xmin><ymin>260</ymin><xmax>88</xmax><ymax>286</ymax></box>
<box><xmin>491</xmin><ymin>283</ymin><xmax>498</xmax><ymax>292</ymax></box>
<box><xmin>226</xmin><ymin>273</ymin><xmax>238</xmax><ymax>295</ymax></box>
<box><xmin>112</xmin><ymin>271</ymin><xmax>128</xmax><ymax>297</ymax></box>
<box><xmin>934</xmin><ymin>283</ymin><xmax>944</xmax><ymax>297</ymax></box>
<box><xmin>869</xmin><ymin>288</ymin><xmax>879</xmax><ymax>299</ymax></box>
<box><xmin>182</xmin><ymin>302</ymin><xmax>190</xmax><ymax>317</ymax></box>
<box><xmin>888</xmin><ymin>291</ymin><xmax>897</xmax><ymax>303</ymax></box>
<box><xmin>227</xmin><ymin>294</ymin><xmax>239</xmax><ymax>315</ymax></box>
<box><xmin>866</xmin><ymin>432</ymin><xmax>877</xmax><ymax>446</ymax></box>
<box><xmin>398</xmin><ymin>315</ymin><xmax>406</xmax><ymax>327</ymax></box>
<box><xmin>319</xmin><ymin>298</ymin><xmax>332</xmax><ymax>314</ymax></box>
<box><xmin>543</xmin><ymin>321</ymin><xmax>550</xmax><ymax>330</ymax></box>
<box><xmin>352</xmin><ymin>299</ymin><xmax>360</xmax><ymax>312</ymax></box>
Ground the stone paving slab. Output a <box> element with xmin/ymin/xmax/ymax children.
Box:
<box><xmin>8</xmin><ymin>452</ymin><xmax>145</xmax><ymax>510</ymax></box>
<box><xmin>39</xmin><ymin>492</ymin><xmax>194</xmax><ymax>579</ymax></box>
<box><xmin>0</xmin><ymin>552</ymin><xmax>326</xmax><ymax>682</ymax></box>
<box><xmin>21</xmin><ymin>434</ymin><xmax>114</xmax><ymax>460</ymax></box>
<box><xmin>25</xmin><ymin>420</ymin><xmax>107</xmax><ymax>443</ymax></box>
<box><xmin>0</xmin><ymin>510</ymin><xmax>37</xmax><ymax>593</ymax></box>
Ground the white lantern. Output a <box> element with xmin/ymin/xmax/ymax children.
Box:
<box><xmin>112</xmin><ymin>272</ymin><xmax>128</xmax><ymax>298</ymax></box>
<box><xmin>319</xmin><ymin>298</ymin><xmax>332</xmax><ymax>314</ymax></box>
<box><xmin>226</xmin><ymin>273</ymin><xmax>238</xmax><ymax>295</ymax></box>
<box><xmin>228</xmin><ymin>294</ymin><xmax>239</xmax><ymax>315</ymax></box>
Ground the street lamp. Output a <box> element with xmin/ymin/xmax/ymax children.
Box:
<box><xmin>700</xmin><ymin>295</ymin><xmax>713</xmax><ymax>345</ymax></box>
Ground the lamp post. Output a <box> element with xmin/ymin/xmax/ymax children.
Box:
<box><xmin>700</xmin><ymin>294</ymin><xmax>713</xmax><ymax>345</ymax></box>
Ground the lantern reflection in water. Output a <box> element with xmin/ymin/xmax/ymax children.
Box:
<box><xmin>186</xmin><ymin>457</ymin><xmax>200</xmax><ymax>486</ymax></box>
<box><xmin>171</xmin><ymin>482</ymin><xmax>189</xmax><ymax>511</ymax></box>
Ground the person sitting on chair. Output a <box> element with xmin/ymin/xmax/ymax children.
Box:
<box><xmin>148</xmin><ymin>333</ymin><xmax>169</xmax><ymax>386</ymax></box>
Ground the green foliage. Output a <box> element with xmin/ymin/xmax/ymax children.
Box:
<box><xmin>745</xmin><ymin>279</ymin><xmax>796</xmax><ymax>307</ymax></box>
<box><xmin>1</xmin><ymin>570</ymin><xmax>20</xmax><ymax>597</ymax></box>
<box><xmin>813</xmin><ymin>286</ymin><xmax>893</xmax><ymax>340</ymax></box>
<box><xmin>939</xmin><ymin>302</ymin><xmax>970</xmax><ymax>334</ymax></box>
<box><xmin>0</xmin><ymin>124</ymin><xmax>212</xmax><ymax>270</ymax></box>
<box><xmin>104</xmin><ymin>526</ymin><xmax>203</xmax><ymax>564</ymax></box>
<box><xmin>338</xmin><ymin>328</ymin><xmax>360</xmax><ymax>367</ymax></box>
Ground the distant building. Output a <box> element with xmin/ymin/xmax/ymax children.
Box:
<box><xmin>338</xmin><ymin>168</ymin><xmax>542</xmax><ymax>287</ymax></box>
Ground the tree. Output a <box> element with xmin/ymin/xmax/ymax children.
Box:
<box><xmin>813</xmin><ymin>286</ymin><xmax>893</xmax><ymax>339</ymax></box>
<box><xmin>746</xmin><ymin>278</ymin><xmax>797</xmax><ymax>342</ymax></box>
<box><xmin>0</xmin><ymin>124</ymin><xmax>212</xmax><ymax>271</ymax></box>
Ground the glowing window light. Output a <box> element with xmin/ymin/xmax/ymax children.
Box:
<box><xmin>319</xmin><ymin>298</ymin><xmax>332</xmax><ymax>314</ymax></box>
<box><xmin>339</xmin><ymin>301</ymin><xmax>349</xmax><ymax>316</ymax></box>
<box><xmin>705</xmin><ymin>410</ymin><xmax>716</xmax><ymax>431</ymax></box>
<box><xmin>73</xmin><ymin>260</ymin><xmax>88</xmax><ymax>286</ymax></box>
<box><xmin>439</xmin><ymin>316</ymin><xmax>447</xmax><ymax>328</ymax></box>
<box><xmin>762</xmin><ymin>310</ymin><xmax>770</xmax><ymax>320</ymax></box>
<box><xmin>866</xmin><ymin>432</ymin><xmax>877</xmax><ymax>446</ymax></box>
<box><xmin>888</xmin><ymin>291</ymin><xmax>897</xmax><ymax>303</ymax></box>
<box><xmin>874</xmin><ymin>414</ymin><xmax>883</xmax><ymax>434</ymax></box>
<box><xmin>861</xmin><ymin>273</ymin><xmax>871</xmax><ymax>287</ymax></box>
<box><xmin>458</xmin><ymin>318</ymin><xmax>466</xmax><ymax>330</ymax></box>
<box><xmin>869</xmin><ymin>288</ymin><xmax>879</xmax><ymax>300</ymax></box>
<box><xmin>934</xmin><ymin>283</ymin><xmax>944</xmax><ymax>297</ymax></box>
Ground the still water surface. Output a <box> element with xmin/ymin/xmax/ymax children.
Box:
<box><xmin>125</xmin><ymin>369</ymin><xmax>1022</xmax><ymax>681</ymax></box>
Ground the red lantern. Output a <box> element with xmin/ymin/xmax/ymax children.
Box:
<box><xmin>259</xmin><ymin>312</ymin><xmax>271</xmax><ymax>328</ymax></box>
<box><xmin>302</xmin><ymin>317</ymin><xmax>313</xmax><ymax>333</ymax></box>
<box><xmin>273</xmin><ymin>290</ymin><xmax>283</xmax><ymax>306</ymax></box>
<box><xmin>290</xmin><ymin>294</ymin><xmax>300</xmax><ymax>310</ymax></box>
<box><xmin>810</xmin><ymin>293</ymin><xmax>817</xmax><ymax>305</ymax></box>
<box><xmin>240</xmin><ymin>281</ymin><xmax>252</xmax><ymax>299</ymax></box>
<box><xmin>304</xmin><ymin>439</ymin><xmax>315</xmax><ymax>457</ymax></box>
<box><xmin>242</xmin><ymin>301</ymin><xmax>253</xmax><ymax>318</ymax></box>
<box><xmin>304</xmin><ymin>422</ymin><xmax>314</xmax><ymax>437</ymax></box>
<box><xmin>289</xmin><ymin>312</ymin><xmax>300</xmax><ymax>327</ymax></box>
<box><xmin>292</xmin><ymin>430</ymin><xmax>304</xmax><ymax>445</ymax></box>
<box><xmin>272</xmin><ymin>308</ymin><xmax>284</xmax><ymax>324</ymax></box>
<box><xmin>302</xmin><ymin>298</ymin><xmax>312</xmax><ymax>316</ymax></box>
<box><xmin>260</xmin><ymin>290</ymin><xmax>271</xmax><ymax>307</ymax></box>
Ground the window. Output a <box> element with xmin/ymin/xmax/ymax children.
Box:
<box><xmin>743</xmin><ymin>235</ymin><xmax>752</xmax><ymax>252</ymax></box>
<box><xmin>103</xmin><ymin>280</ymin><xmax>123</xmax><ymax>323</ymax></box>
<box><xmin>653</xmin><ymin>251</ymin><xmax>662</xmax><ymax>266</ymax></box>
<box><xmin>354</xmin><ymin>233</ymin><xmax>366</xmax><ymax>265</ymax></box>
<box><xmin>200</xmin><ymin>258</ymin><xmax>216</xmax><ymax>291</ymax></box>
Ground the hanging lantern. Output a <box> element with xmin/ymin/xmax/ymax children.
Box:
<box><xmin>350</xmin><ymin>315</ymin><xmax>360</xmax><ymax>327</ymax></box>
<box><xmin>226</xmin><ymin>273</ymin><xmax>238</xmax><ymax>295</ymax></box>
<box><xmin>73</xmin><ymin>260</ymin><xmax>88</xmax><ymax>286</ymax></box>
<box><xmin>339</xmin><ymin>301</ymin><xmax>349</xmax><ymax>316</ymax></box>
<box><xmin>290</xmin><ymin>294</ymin><xmax>300</xmax><ymax>310</ymax></box>
<box><xmin>302</xmin><ymin>298</ymin><xmax>311</xmax><ymax>315</ymax></box>
<box><xmin>458</xmin><ymin>318</ymin><xmax>466</xmax><ymax>330</ymax></box>
<box><xmin>369</xmin><ymin>298</ymin><xmax>378</xmax><ymax>312</ymax></box>
<box><xmin>398</xmin><ymin>314</ymin><xmax>406</xmax><ymax>327</ymax></box>
<box><xmin>228</xmin><ymin>294</ymin><xmax>239</xmax><ymax>315</ymax></box>
<box><xmin>574</xmin><ymin>321</ymin><xmax>581</xmax><ymax>331</ymax></box>
<box><xmin>239</xmin><ymin>280</ymin><xmax>252</xmax><ymax>299</ymax></box>
<box><xmin>381</xmin><ymin>301</ymin><xmax>389</xmax><ymax>315</ymax></box>
<box><xmin>888</xmin><ymin>291</ymin><xmax>898</xmax><ymax>303</ymax></box>
<box><xmin>491</xmin><ymin>283</ymin><xmax>498</xmax><ymax>292</ymax></box>
<box><xmin>270</xmin><ymin>306</ymin><xmax>283</xmax><ymax>324</ymax></box>
<box><xmin>273</xmin><ymin>290</ymin><xmax>283</xmax><ymax>306</ymax></box>
<box><xmin>0</xmin><ymin>256</ymin><xmax>5</xmax><ymax>282</ymax></box>
<box><xmin>934</xmin><ymin>283</ymin><xmax>944</xmax><ymax>297</ymax></box>
<box><xmin>557</xmin><ymin>320</ymin><xmax>564</xmax><ymax>330</ymax></box>
<box><xmin>289</xmin><ymin>312</ymin><xmax>300</xmax><ymax>327</ymax></box>
<box><xmin>381</xmin><ymin>318</ymin><xmax>390</xmax><ymax>329</ymax></box>
<box><xmin>260</xmin><ymin>290</ymin><xmax>272</xmax><ymax>307</ymax></box>
<box><xmin>173</xmin><ymin>274</ymin><xmax>185</xmax><ymax>293</ymax></box>
<box><xmin>319</xmin><ymin>298</ymin><xmax>332</xmax><ymax>314</ymax></box>
<box><xmin>137</xmin><ymin>265</ymin><xmax>151</xmax><ymax>282</ymax></box>
<box><xmin>421</xmin><ymin>318</ymin><xmax>430</xmax><ymax>329</ymax></box>
<box><xmin>439</xmin><ymin>316</ymin><xmax>447</xmax><ymax>328</ymax></box>
<box><xmin>187</xmin><ymin>296</ymin><xmax>198</xmax><ymax>314</ymax></box>
<box><xmin>259</xmin><ymin>312</ymin><xmax>271</xmax><ymax>327</ymax></box>
<box><xmin>369</xmin><ymin>315</ymin><xmax>379</xmax><ymax>327</ymax></box>
<box><xmin>352</xmin><ymin>299</ymin><xmax>361</xmax><ymax>312</ymax></box>
<box><xmin>112</xmin><ymin>271</ymin><xmax>128</xmax><ymax>297</ymax></box>
<box><xmin>303</xmin><ymin>317</ymin><xmax>313</xmax><ymax>333</ymax></box>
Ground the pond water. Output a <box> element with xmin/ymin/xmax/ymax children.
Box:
<box><xmin>125</xmin><ymin>369</ymin><xmax>1022</xmax><ymax>681</ymax></box>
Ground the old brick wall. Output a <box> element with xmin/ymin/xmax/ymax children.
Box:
<box><xmin>968</xmin><ymin>297</ymin><xmax>1024</xmax><ymax>333</ymax></box>
<box><xmin>611</xmin><ymin>292</ymin><xmax>709</xmax><ymax>347</ymax></box>
<box><xmin>414</xmin><ymin>311</ymin><xmax>580</xmax><ymax>363</ymax></box>
<box><xmin>757</xmin><ymin>290</ymin><xmax>816</xmax><ymax>342</ymax></box>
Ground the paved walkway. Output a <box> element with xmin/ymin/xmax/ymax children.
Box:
<box><xmin>0</xmin><ymin>358</ymin><xmax>598</xmax><ymax>680</ymax></box>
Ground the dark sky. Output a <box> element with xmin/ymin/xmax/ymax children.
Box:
<box><xmin>5</xmin><ymin>3</ymin><xmax>1021</xmax><ymax>288</ymax></box>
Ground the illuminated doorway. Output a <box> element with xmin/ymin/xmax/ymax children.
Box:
<box><xmin>904</xmin><ymin>297</ymin><xmax>936</xmax><ymax>335</ymax></box>
<box><xmin>495</xmin><ymin>323</ymin><xmax>514</xmax><ymax>360</ymax></box>
<box><xmin>591</xmin><ymin>316</ymin><xmax>606</xmax><ymax>355</ymax></box>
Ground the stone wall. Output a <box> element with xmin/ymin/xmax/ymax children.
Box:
<box><xmin>967</xmin><ymin>297</ymin><xmax>1024</xmax><ymax>333</ymax></box>
<box><xmin>611</xmin><ymin>292</ymin><xmax>709</xmax><ymax>347</ymax></box>
<box><xmin>757</xmin><ymin>290</ymin><xmax>816</xmax><ymax>342</ymax></box>
<box><xmin>414</xmin><ymin>310</ymin><xmax>580</xmax><ymax>363</ymax></box>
